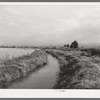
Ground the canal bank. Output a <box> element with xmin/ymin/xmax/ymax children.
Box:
<box><xmin>46</xmin><ymin>49</ymin><xmax>100</xmax><ymax>89</ymax></box>
<box><xmin>0</xmin><ymin>50</ymin><xmax>47</xmax><ymax>88</ymax></box>
<box><xmin>8</xmin><ymin>55</ymin><xmax>59</xmax><ymax>89</ymax></box>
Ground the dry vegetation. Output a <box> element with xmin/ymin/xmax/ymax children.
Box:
<box><xmin>46</xmin><ymin>49</ymin><xmax>100</xmax><ymax>89</ymax></box>
<box><xmin>0</xmin><ymin>50</ymin><xmax>47</xmax><ymax>88</ymax></box>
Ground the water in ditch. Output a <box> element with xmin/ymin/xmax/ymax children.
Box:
<box><xmin>8</xmin><ymin>55</ymin><xmax>59</xmax><ymax>89</ymax></box>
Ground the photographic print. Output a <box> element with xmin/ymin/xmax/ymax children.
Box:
<box><xmin>0</xmin><ymin>3</ymin><xmax>100</xmax><ymax>89</ymax></box>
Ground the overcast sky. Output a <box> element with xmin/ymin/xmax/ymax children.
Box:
<box><xmin>0</xmin><ymin>4</ymin><xmax>100</xmax><ymax>46</ymax></box>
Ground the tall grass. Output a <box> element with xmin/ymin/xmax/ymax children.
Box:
<box><xmin>0</xmin><ymin>49</ymin><xmax>47</xmax><ymax>88</ymax></box>
<box><xmin>46</xmin><ymin>49</ymin><xmax>100</xmax><ymax>89</ymax></box>
<box><xmin>0</xmin><ymin>48</ymin><xmax>34</xmax><ymax>63</ymax></box>
<box><xmin>81</xmin><ymin>48</ymin><xmax>100</xmax><ymax>56</ymax></box>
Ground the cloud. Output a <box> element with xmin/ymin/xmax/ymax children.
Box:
<box><xmin>0</xmin><ymin>4</ymin><xmax>100</xmax><ymax>46</ymax></box>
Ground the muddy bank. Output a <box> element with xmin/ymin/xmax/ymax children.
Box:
<box><xmin>0</xmin><ymin>50</ymin><xmax>47</xmax><ymax>88</ymax></box>
<box><xmin>46</xmin><ymin>49</ymin><xmax>100</xmax><ymax>89</ymax></box>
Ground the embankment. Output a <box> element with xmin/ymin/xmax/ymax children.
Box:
<box><xmin>0</xmin><ymin>50</ymin><xmax>47</xmax><ymax>88</ymax></box>
<box><xmin>46</xmin><ymin>49</ymin><xmax>100</xmax><ymax>89</ymax></box>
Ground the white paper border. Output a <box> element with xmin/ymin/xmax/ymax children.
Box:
<box><xmin>0</xmin><ymin>89</ymin><xmax>100</xmax><ymax>98</ymax></box>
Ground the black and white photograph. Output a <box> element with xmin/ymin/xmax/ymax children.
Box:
<box><xmin>0</xmin><ymin>3</ymin><xmax>100</xmax><ymax>89</ymax></box>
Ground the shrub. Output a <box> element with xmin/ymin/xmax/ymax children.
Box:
<box><xmin>89</xmin><ymin>49</ymin><xmax>100</xmax><ymax>56</ymax></box>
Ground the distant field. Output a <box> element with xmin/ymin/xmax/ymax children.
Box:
<box><xmin>0</xmin><ymin>48</ymin><xmax>35</xmax><ymax>62</ymax></box>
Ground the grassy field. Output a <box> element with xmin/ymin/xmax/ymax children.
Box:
<box><xmin>46</xmin><ymin>48</ymin><xmax>100</xmax><ymax>89</ymax></box>
<box><xmin>0</xmin><ymin>48</ymin><xmax>35</xmax><ymax>62</ymax></box>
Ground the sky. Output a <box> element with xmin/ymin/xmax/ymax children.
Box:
<box><xmin>0</xmin><ymin>4</ymin><xmax>100</xmax><ymax>46</ymax></box>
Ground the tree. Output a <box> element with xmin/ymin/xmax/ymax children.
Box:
<box><xmin>64</xmin><ymin>44</ymin><xmax>69</xmax><ymax>48</ymax></box>
<box><xmin>67</xmin><ymin>44</ymin><xmax>69</xmax><ymax>48</ymax></box>
<box><xmin>64</xmin><ymin>44</ymin><xmax>67</xmax><ymax>47</ymax></box>
<box><xmin>70</xmin><ymin>41</ymin><xmax>78</xmax><ymax>48</ymax></box>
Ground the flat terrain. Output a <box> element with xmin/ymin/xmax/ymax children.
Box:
<box><xmin>0</xmin><ymin>47</ymin><xmax>100</xmax><ymax>89</ymax></box>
